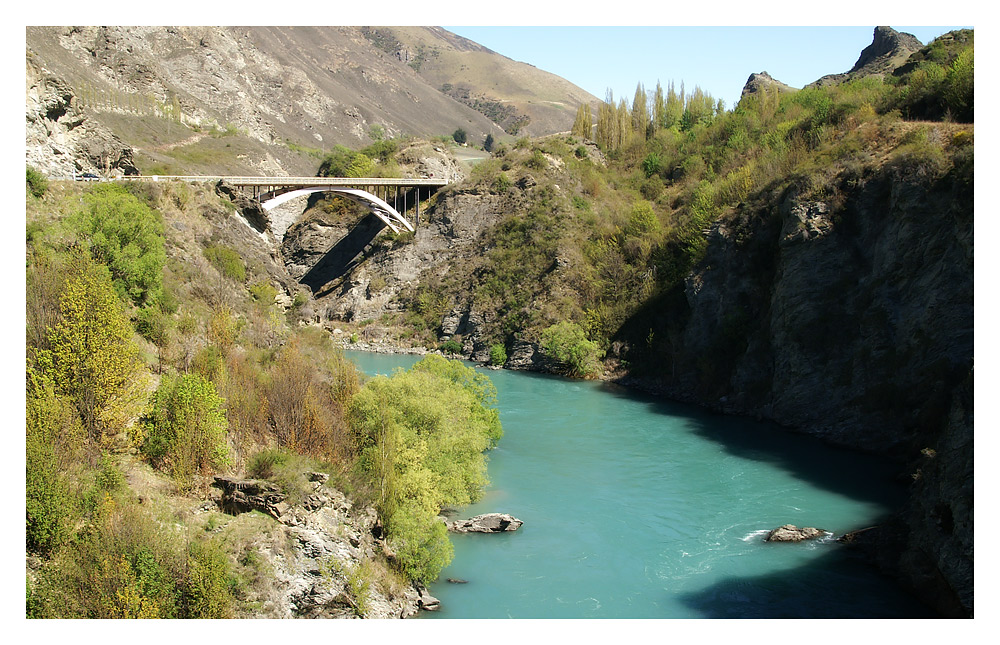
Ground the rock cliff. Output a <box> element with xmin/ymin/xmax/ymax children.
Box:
<box><xmin>623</xmin><ymin>128</ymin><xmax>972</xmax><ymax>615</ymax></box>
<box><xmin>25</xmin><ymin>51</ymin><xmax>139</xmax><ymax>177</ymax></box>
<box><xmin>810</xmin><ymin>26</ymin><xmax>924</xmax><ymax>88</ymax></box>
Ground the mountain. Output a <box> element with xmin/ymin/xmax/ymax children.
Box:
<box><xmin>24</xmin><ymin>25</ymin><xmax>973</xmax><ymax>618</ymax></box>
<box><xmin>24</xmin><ymin>26</ymin><xmax>599</xmax><ymax>178</ymax></box>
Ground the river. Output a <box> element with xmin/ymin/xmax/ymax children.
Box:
<box><xmin>345</xmin><ymin>350</ymin><xmax>930</xmax><ymax>618</ymax></box>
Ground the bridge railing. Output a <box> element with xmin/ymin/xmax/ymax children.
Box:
<box><xmin>119</xmin><ymin>175</ymin><xmax>448</xmax><ymax>188</ymax></box>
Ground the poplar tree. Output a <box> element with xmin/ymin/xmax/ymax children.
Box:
<box><xmin>572</xmin><ymin>103</ymin><xmax>593</xmax><ymax>139</ymax></box>
<box><xmin>631</xmin><ymin>83</ymin><xmax>649</xmax><ymax>138</ymax></box>
<box><xmin>653</xmin><ymin>81</ymin><xmax>666</xmax><ymax>134</ymax></box>
<box><xmin>596</xmin><ymin>91</ymin><xmax>616</xmax><ymax>150</ymax></box>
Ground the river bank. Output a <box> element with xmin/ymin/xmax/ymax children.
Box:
<box><xmin>344</xmin><ymin>349</ymin><xmax>931</xmax><ymax>618</ymax></box>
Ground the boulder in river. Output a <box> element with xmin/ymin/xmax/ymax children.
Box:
<box><xmin>447</xmin><ymin>513</ymin><xmax>523</xmax><ymax>533</ymax></box>
<box><xmin>764</xmin><ymin>524</ymin><xmax>829</xmax><ymax>542</ymax></box>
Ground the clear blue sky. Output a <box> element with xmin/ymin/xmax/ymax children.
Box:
<box><xmin>443</xmin><ymin>26</ymin><xmax>971</xmax><ymax>111</ymax></box>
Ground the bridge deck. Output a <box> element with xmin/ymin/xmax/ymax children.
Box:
<box><xmin>121</xmin><ymin>175</ymin><xmax>448</xmax><ymax>188</ymax></box>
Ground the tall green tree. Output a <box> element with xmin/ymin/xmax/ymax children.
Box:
<box><xmin>41</xmin><ymin>256</ymin><xmax>151</xmax><ymax>444</ymax></box>
<box><xmin>72</xmin><ymin>184</ymin><xmax>166</xmax><ymax>308</ymax></box>
<box><xmin>572</xmin><ymin>103</ymin><xmax>593</xmax><ymax>139</ymax></box>
<box><xmin>348</xmin><ymin>356</ymin><xmax>501</xmax><ymax>583</ymax></box>
<box><xmin>632</xmin><ymin>83</ymin><xmax>649</xmax><ymax>137</ymax></box>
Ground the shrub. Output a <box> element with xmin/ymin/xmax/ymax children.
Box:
<box><xmin>26</xmin><ymin>165</ymin><xmax>48</xmax><ymax>197</ymax></box>
<box><xmin>319</xmin><ymin>145</ymin><xmax>357</xmax><ymax>177</ymax></box>
<box><xmin>540</xmin><ymin>321</ymin><xmax>604</xmax><ymax>378</ymax></box>
<box><xmin>42</xmin><ymin>257</ymin><xmax>151</xmax><ymax>443</ymax></box>
<box><xmin>25</xmin><ymin>372</ymin><xmax>79</xmax><ymax>554</ymax></box>
<box><xmin>527</xmin><ymin>149</ymin><xmax>547</xmax><ymax>170</ymax></box>
<box><xmin>346</xmin><ymin>152</ymin><xmax>375</xmax><ymax>178</ymax></box>
<box><xmin>142</xmin><ymin>373</ymin><xmax>230</xmax><ymax>486</ymax></box>
<box><xmin>625</xmin><ymin>200</ymin><xmax>660</xmax><ymax>237</ymax></box>
<box><xmin>348</xmin><ymin>357</ymin><xmax>501</xmax><ymax>582</ymax></box>
<box><xmin>72</xmin><ymin>183</ymin><xmax>166</xmax><ymax>308</ymax></box>
<box><xmin>184</xmin><ymin>539</ymin><xmax>235</xmax><ymax>618</ymax></box>
<box><xmin>494</xmin><ymin>172</ymin><xmax>512</xmax><ymax>192</ymax></box>
<box><xmin>246</xmin><ymin>448</ymin><xmax>289</xmax><ymax>479</ymax></box>
<box><xmin>489</xmin><ymin>343</ymin><xmax>507</xmax><ymax>366</ymax></box>
<box><xmin>61</xmin><ymin>497</ymin><xmax>184</xmax><ymax>618</ymax></box>
<box><xmin>249</xmin><ymin>281</ymin><xmax>278</xmax><ymax>305</ymax></box>
<box><xmin>204</xmin><ymin>244</ymin><xmax>246</xmax><ymax>283</ymax></box>
<box><xmin>641</xmin><ymin>152</ymin><xmax>661</xmax><ymax>178</ymax></box>
<box><xmin>439</xmin><ymin>339</ymin><xmax>462</xmax><ymax>354</ymax></box>
<box><xmin>452</xmin><ymin>128</ymin><xmax>467</xmax><ymax>144</ymax></box>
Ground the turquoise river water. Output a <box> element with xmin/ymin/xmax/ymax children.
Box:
<box><xmin>345</xmin><ymin>350</ymin><xmax>930</xmax><ymax>618</ymax></box>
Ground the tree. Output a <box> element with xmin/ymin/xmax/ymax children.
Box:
<box><xmin>572</xmin><ymin>103</ymin><xmax>593</xmax><ymax>139</ymax></box>
<box><xmin>540</xmin><ymin>321</ymin><xmax>604</xmax><ymax>378</ymax></box>
<box><xmin>43</xmin><ymin>256</ymin><xmax>151</xmax><ymax>444</ymax></box>
<box><xmin>484</xmin><ymin>132</ymin><xmax>495</xmax><ymax>152</ymax></box>
<box><xmin>142</xmin><ymin>373</ymin><xmax>229</xmax><ymax>486</ymax></box>
<box><xmin>631</xmin><ymin>83</ymin><xmax>649</xmax><ymax>137</ymax></box>
<box><xmin>72</xmin><ymin>184</ymin><xmax>166</xmax><ymax>308</ymax></box>
<box><xmin>452</xmin><ymin>128</ymin><xmax>467</xmax><ymax>144</ymax></box>
<box><xmin>348</xmin><ymin>356</ymin><xmax>502</xmax><ymax>582</ymax></box>
<box><xmin>626</xmin><ymin>200</ymin><xmax>660</xmax><ymax>237</ymax></box>
<box><xmin>345</xmin><ymin>152</ymin><xmax>375</xmax><ymax>178</ymax></box>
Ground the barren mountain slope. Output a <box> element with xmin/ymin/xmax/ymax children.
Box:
<box><xmin>25</xmin><ymin>25</ymin><xmax>597</xmax><ymax>176</ymax></box>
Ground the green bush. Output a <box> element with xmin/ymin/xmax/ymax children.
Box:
<box><xmin>453</xmin><ymin>128</ymin><xmax>467</xmax><ymax>144</ymax></box>
<box><xmin>440</xmin><ymin>339</ymin><xmax>462</xmax><ymax>354</ymax></box>
<box><xmin>142</xmin><ymin>373</ymin><xmax>229</xmax><ymax>487</ymax></box>
<box><xmin>348</xmin><ymin>356</ymin><xmax>501</xmax><ymax>583</ymax></box>
<box><xmin>41</xmin><ymin>256</ymin><xmax>151</xmax><ymax>443</ymax></box>
<box><xmin>540</xmin><ymin>321</ymin><xmax>604</xmax><ymax>378</ymax></box>
<box><xmin>72</xmin><ymin>183</ymin><xmax>166</xmax><ymax>308</ymax></box>
<box><xmin>625</xmin><ymin>200</ymin><xmax>660</xmax><ymax>237</ymax></box>
<box><xmin>494</xmin><ymin>172</ymin><xmax>513</xmax><ymax>192</ymax></box>
<box><xmin>204</xmin><ymin>244</ymin><xmax>246</xmax><ymax>283</ymax></box>
<box><xmin>489</xmin><ymin>343</ymin><xmax>508</xmax><ymax>366</ymax></box>
<box><xmin>184</xmin><ymin>539</ymin><xmax>235</xmax><ymax>618</ymax></box>
<box><xmin>249</xmin><ymin>281</ymin><xmax>278</xmax><ymax>304</ymax></box>
<box><xmin>25</xmin><ymin>372</ymin><xmax>79</xmax><ymax>554</ymax></box>
<box><xmin>246</xmin><ymin>447</ymin><xmax>290</xmax><ymax>479</ymax></box>
<box><xmin>26</xmin><ymin>166</ymin><xmax>48</xmax><ymax>198</ymax></box>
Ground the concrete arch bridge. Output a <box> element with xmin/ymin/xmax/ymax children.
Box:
<box><xmin>124</xmin><ymin>176</ymin><xmax>448</xmax><ymax>234</ymax></box>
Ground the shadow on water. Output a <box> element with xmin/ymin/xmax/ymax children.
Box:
<box><xmin>677</xmin><ymin>547</ymin><xmax>931</xmax><ymax>618</ymax></box>
<box><xmin>598</xmin><ymin>381</ymin><xmax>910</xmax><ymax>509</ymax></box>
<box><xmin>300</xmin><ymin>212</ymin><xmax>386</xmax><ymax>295</ymax></box>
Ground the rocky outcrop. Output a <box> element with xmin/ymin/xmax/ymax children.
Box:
<box><xmin>213</xmin><ymin>476</ymin><xmax>290</xmax><ymax>519</ymax></box>
<box><xmin>764</xmin><ymin>524</ymin><xmax>829</xmax><ymax>542</ymax></box>
<box><xmin>447</xmin><ymin>513</ymin><xmax>523</xmax><ymax>533</ymax></box>
<box><xmin>625</xmin><ymin>125</ymin><xmax>972</xmax><ymax>615</ymax></box>
<box><xmin>810</xmin><ymin>26</ymin><xmax>924</xmax><ymax>87</ymax></box>
<box><xmin>208</xmin><ymin>471</ymin><xmax>425</xmax><ymax>618</ymax></box>
<box><xmin>216</xmin><ymin>181</ymin><xmax>270</xmax><ymax>234</ymax></box>
<box><xmin>25</xmin><ymin>50</ymin><xmax>139</xmax><ymax>178</ymax></box>
<box><xmin>740</xmin><ymin>71</ymin><xmax>797</xmax><ymax>99</ymax></box>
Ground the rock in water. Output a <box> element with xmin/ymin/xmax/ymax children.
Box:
<box><xmin>764</xmin><ymin>524</ymin><xmax>829</xmax><ymax>542</ymax></box>
<box><xmin>447</xmin><ymin>513</ymin><xmax>523</xmax><ymax>533</ymax></box>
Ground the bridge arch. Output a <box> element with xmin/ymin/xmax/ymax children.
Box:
<box><xmin>261</xmin><ymin>187</ymin><xmax>414</xmax><ymax>233</ymax></box>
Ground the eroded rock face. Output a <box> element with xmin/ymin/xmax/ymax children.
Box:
<box><xmin>740</xmin><ymin>71</ymin><xmax>797</xmax><ymax>98</ymax></box>
<box><xmin>447</xmin><ymin>513</ymin><xmax>523</xmax><ymax>533</ymax></box>
<box><xmin>764</xmin><ymin>524</ymin><xmax>829</xmax><ymax>542</ymax></box>
<box><xmin>810</xmin><ymin>26</ymin><xmax>924</xmax><ymax>87</ymax></box>
<box><xmin>211</xmin><ymin>472</ymin><xmax>423</xmax><ymax>618</ymax></box>
<box><xmin>25</xmin><ymin>51</ymin><xmax>139</xmax><ymax>178</ymax></box>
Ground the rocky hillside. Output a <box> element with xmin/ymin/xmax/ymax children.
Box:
<box><xmin>25</xmin><ymin>26</ymin><xmax>598</xmax><ymax>178</ymax></box>
<box><xmin>25</xmin><ymin>25</ymin><xmax>973</xmax><ymax>618</ymax></box>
